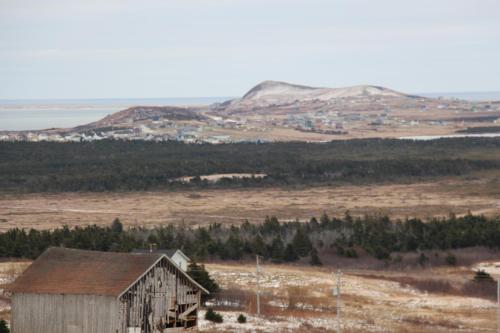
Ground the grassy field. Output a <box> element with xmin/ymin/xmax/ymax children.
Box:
<box><xmin>199</xmin><ymin>259</ymin><xmax>497</xmax><ymax>333</ymax></box>
<box><xmin>1</xmin><ymin>170</ymin><xmax>499</xmax><ymax>231</ymax></box>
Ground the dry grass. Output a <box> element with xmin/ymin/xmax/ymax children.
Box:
<box><xmin>204</xmin><ymin>262</ymin><xmax>497</xmax><ymax>332</ymax></box>
<box><xmin>1</xmin><ymin>172</ymin><xmax>500</xmax><ymax>231</ymax></box>
<box><xmin>401</xmin><ymin>315</ymin><xmax>462</xmax><ymax>330</ymax></box>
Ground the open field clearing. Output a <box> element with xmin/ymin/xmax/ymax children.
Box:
<box><xmin>0</xmin><ymin>173</ymin><xmax>499</xmax><ymax>231</ymax></box>
<box><xmin>201</xmin><ymin>263</ymin><xmax>497</xmax><ymax>332</ymax></box>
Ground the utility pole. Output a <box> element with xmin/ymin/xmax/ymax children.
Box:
<box><xmin>497</xmin><ymin>279</ymin><xmax>500</xmax><ymax>333</ymax></box>
<box><xmin>256</xmin><ymin>255</ymin><xmax>261</xmax><ymax>316</ymax></box>
<box><xmin>335</xmin><ymin>269</ymin><xmax>342</xmax><ymax>333</ymax></box>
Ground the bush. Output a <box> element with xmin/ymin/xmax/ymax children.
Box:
<box><xmin>237</xmin><ymin>314</ymin><xmax>247</xmax><ymax>323</ymax></box>
<box><xmin>205</xmin><ymin>308</ymin><xmax>223</xmax><ymax>323</ymax></box>
<box><xmin>445</xmin><ymin>253</ymin><xmax>457</xmax><ymax>266</ymax></box>
<box><xmin>345</xmin><ymin>248</ymin><xmax>358</xmax><ymax>258</ymax></box>
<box><xmin>309</xmin><ymin>247</ymin><xmax>323</xmax><ymax>266</ymax></box>
<box><xmin>418</xmin><ymin>253</ymin><xmax>429</xmax><ymax>267</ymax></box>
<box><xmin>0</xmin><ymin>319</ymin><xmax>9</xmax><ymax>333</ymax></box>
<box><xmin>474</xmin><ymin>270</ymin><xmax>494</xmax><ymax>282</ymax></box>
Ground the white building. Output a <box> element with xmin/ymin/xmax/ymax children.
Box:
<box><xmin>132</xmin><ymin>248</ymin><xmax>191</xmax><ymax>271</ymax></box>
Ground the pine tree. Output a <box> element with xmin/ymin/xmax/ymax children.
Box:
<box><xmin>0</xmin><ymin>319</ymin><xmax>9</xmax><ymax>333</ymax></box>
<box><xmin>111</xmin><ymin>218</ymin><xmax>123</xmax><ymax>234</ymax></box>
<box><xmin>187</xmin><ymin>262</ymin><xmax>219</xmax><ymax>302</ymax></box>
<box><xmin>269</xmin><ymin>236</ymin><xmax>285</xmax><ymax>262</ymax></box>
<box><xmin>251</xmin><ymin>234</ymin><xmax>267</xmax><ymax>257</ymax></box>
<box><xmin>309</xmin><ymin>247</ymin><xmax>322</xmax><ymax>266</ymax></box>
<box><xmin>291</xmin><ymin>228</ymin><xmax>312</xmax><ymax>257</ymax></box>
<box><xmin>283</xmin><ymin>244</ymin><xmax>299</xmax><ymax>262</ymax></box>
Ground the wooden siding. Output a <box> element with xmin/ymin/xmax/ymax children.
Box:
<box><xmin>11</xmin><ymin>256</ymin><xmax>202</xmax><ymax>333</ymax></box>
<box><xmin>11</xmin><ymin>293</ymin><xmax>120</xmax><ymax>333</ymax></box>
<box><xmin>119</xmin><ymin>257</ymin><xmax>201</xmax><ymax>332</ymax></box>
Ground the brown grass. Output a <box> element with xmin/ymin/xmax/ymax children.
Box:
<box><xmin>402</xmin><ymin>315</ymin><xmax>462</xmax><ymax>329</ymax></box>
<box><xmin>1</xmin><ymin>172</ymin><xmax>500</xmax><ymax>231</ymax></box>
<box><xmin>355</xmin><ymin>268</ymin><xmax>498</xmax><ymax>302</ymax></box>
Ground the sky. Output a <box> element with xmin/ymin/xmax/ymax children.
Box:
<box><xmin>0</xmin><ymin>0</ymin><xmax>499</xmax><ymax>99</ymax></box>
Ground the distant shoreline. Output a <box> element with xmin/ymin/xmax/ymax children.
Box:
<box><xmin>0</xmin><ymin>97</ymin><xmax>231</xmax><ymax>131</ymax></box>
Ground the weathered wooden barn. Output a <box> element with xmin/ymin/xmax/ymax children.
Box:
<box><xmin>8</xmin><ymin>247</ymin><xmax>208</xmax><ymax>333</ymax></box>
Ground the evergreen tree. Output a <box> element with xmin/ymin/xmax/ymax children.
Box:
<box><xmin>111</xmin><ymin>218</ymin><xmax>123</xmax><ymax>234</ymax></box>
<box><xmin>187</xmin><ymin>262</ymin><xmax>219</xmax><ymax>302</ymax></box>
<box><xmin>309</xmin><ymin>217</ymin><xmax>319</xmax><ymax>230</ymax></box>
<box><xmin>283</xmin><ymin>244</ymin><xmax>299</xmax><ymax>262</ymax></box>
<box><xmin>221</xmin><ymin>235</ymin><xmax>243</xmax><ymax>260</ymax></box>
<box><xmin>251</xmin><ymin>234</ymin><xmax>267</xmax><ymax>257</ymax></box>
<box><xmin>0</xmin><ymin>319</ymin><xmax>9</xmax><ymax>333</ymax></box>
<box><xmin>269</xmin><ymin>236</ymin><xmax>285</xmax><ymax>262</ymax></box>
<box><xmin>291</xmin><ymin>228</ymin><xmax>312</xmax><ymax>257</ymax></box>
<box><xmin>309</xmin><ymin>247</ymin><xmax>322</xmax><ymax>266</ymax></box>
<box><xmin>418</xmin><ymin>253</ymin><xmax>429</xmax><ymax>267</ymax></box>
<box><xmin>261</xmin><ymin>216</ymin><xmax>281</xmax><ymax>235</ymax></box>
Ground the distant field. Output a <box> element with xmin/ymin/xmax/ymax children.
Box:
<box><xmin>1</xmin><ymin>171</ymin><xmax>499</xmax><ymax>231</ymax></box>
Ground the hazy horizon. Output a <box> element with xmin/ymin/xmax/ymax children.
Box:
<box><xmin>0</xmin><ymin>88</ymin><xmax>499</xmax><ymax>103</ymax></box>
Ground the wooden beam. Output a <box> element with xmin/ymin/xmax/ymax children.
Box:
<box><xmin>178</xmin><ymin>303</ymin><xmax>198</xmax><ymax>320</ymax></box>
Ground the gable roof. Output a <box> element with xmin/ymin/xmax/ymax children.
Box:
<box><xmin>9</xmin><ymin>247</ymin><xmax>207</xmax><ymax>297</ymax></box>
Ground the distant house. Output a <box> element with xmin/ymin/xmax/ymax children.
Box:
<box><xmin>8</xmin><ymin>247</ymin><xmax>208</xmax><ymax>333</ymax></box>
<box><xmin>132</xmin><ymin>249</ymin><xmax>191</xmax><ymax>272</ymax></box>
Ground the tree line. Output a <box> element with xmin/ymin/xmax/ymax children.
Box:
<box><xmin>1</xmin><ymin>138</ymin><xmax>500</xmax><ymax>192</ymax></box>
<box><xmin>1</xmin><ymin>213</ymin><xmax>500</xmax><ymax>264</ymax></box>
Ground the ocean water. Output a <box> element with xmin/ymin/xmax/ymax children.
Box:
<box><xmin>0</xmin><ymin>97</ymin><xmax>231</xmax><ymax>131</ymax></box>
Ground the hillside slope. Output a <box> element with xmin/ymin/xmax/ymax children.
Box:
<box><xmin>224</xmin><ymin>80</ymin><xmax>418</xmax><ymax>109</ymax></box>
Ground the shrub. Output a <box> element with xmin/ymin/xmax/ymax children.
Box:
<box><xmin>445</xmin><ymin>253</ymin><xmax>457</xmax><ymax>266</ymax></box>
<box><xmin>237</xmin><ymin>314</ymin><xmax>247</xmax><ymax>324</ymax></box>
<box><xmin>345</xmin><ymin>248</ymin><xmax>358</xmax><ymax>258</ymax></box>
<box><xmin>0</xmin><ymin>320</ymin><xmax>9</xmax><ymax>333</ymax></box>
<box><xmin>474</xmin><ymin>270</ymin><xmax>494</xmax><ymax>282</ymax></box>
<box><xmin>205</xmin><ymin>308</ymin><xmax>223</xmax><ymax>323</ymax></box>
<box><xmin>309</xmin><ymin>248</ymin><xmax>323</xmax><ymax>266</ymax></box>
<box><xmin>418</xmin><ymin>253</ymin><xmax>429</xmax><ymax>267</ymax></box>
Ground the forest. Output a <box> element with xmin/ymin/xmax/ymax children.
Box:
<box><xmin>1</xmin><ymin>138</ymin><xmax>500</xmax><ymax>192</ymax></box>
<box><xmin>1</xmin><ymin>213</ymin><xmax>499</xmax><ymax>266</ymax></box>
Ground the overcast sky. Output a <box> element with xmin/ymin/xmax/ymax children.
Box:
<box><xmin>0</xmin><ymin>0</ymin><xmax>499</xmax><ymax>99</ymax></box>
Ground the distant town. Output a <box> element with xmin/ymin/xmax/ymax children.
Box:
<box><xmin>2</xmin><ymin>81</ymin><xmax>500</xmax><ymax>143</ymax></box>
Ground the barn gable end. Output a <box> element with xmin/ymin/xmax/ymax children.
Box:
<box><xmin>9</xmin><ymin>247</ymin><xmax>207</xmax><ymax>333</ymax></box>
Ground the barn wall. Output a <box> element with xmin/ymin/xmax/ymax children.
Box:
<box><xmin>119</xmin><ymin>258</ymin><xmax>201</xmax><ymax>332</ymax></box>
<box><xmin>11</xmin><ymin>293</ymin><xmax>120</xmax><ymax>333</ymax></box>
